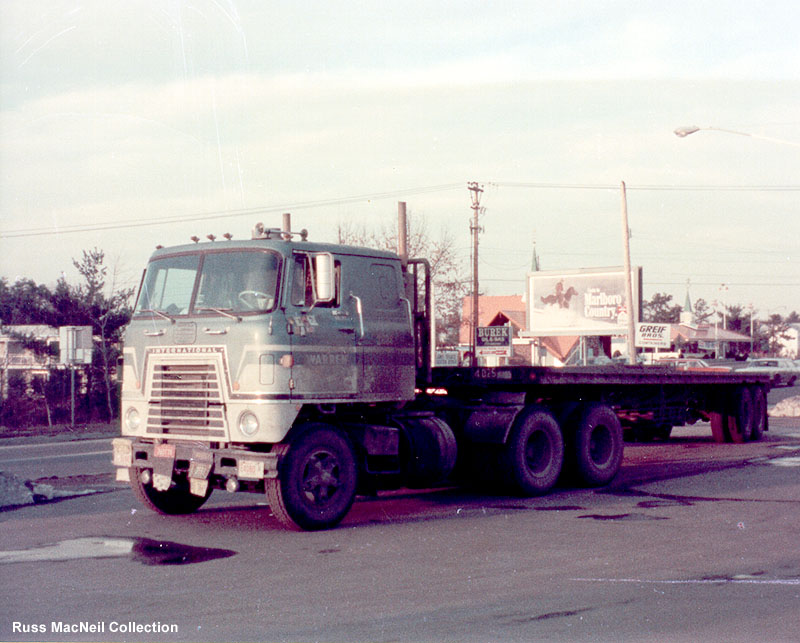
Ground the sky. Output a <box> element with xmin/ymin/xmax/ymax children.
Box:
<box><xmin>1</xmin><ymin>0</ymin><xmax>799</xmax><ymax>321</ymax></box>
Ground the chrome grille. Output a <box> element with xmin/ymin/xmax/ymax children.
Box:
<box><xmin>146</xmin><ymin>363</ymin><xmax>226</xmax><ymax>438</ymax></box>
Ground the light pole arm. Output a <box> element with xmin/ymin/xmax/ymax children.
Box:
<box><xmin>674</xmin><ymin>125</ymin><xmax>800</xmax><ymax>148</ymax></box>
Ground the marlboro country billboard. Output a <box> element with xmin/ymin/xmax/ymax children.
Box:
<box><xmin>525</xmin><ymin>266</ymin><xmax>642</xmax><ymax>336</ymax></box>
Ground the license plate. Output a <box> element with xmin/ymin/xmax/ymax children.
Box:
<box><xmin>154</xmin><ymin>443</ymin><xmax>176</xmax><ymax>460</ymax></box>
<box><xmin>238</xmin><ymin>459</ymin><xmax>265</xmax><ymax>480</ymax></box>
<box><xmin>112</xmin><ymin>439</ymin><xmax>133</xmax><ymax>467</ymax></box>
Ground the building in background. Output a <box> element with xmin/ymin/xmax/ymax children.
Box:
<box><xmin>0</xmin><ymin>324</ymin><xmax>60</xmax><ymax>401</ymax></box>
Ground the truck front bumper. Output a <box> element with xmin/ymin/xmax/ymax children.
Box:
<box><xmin>112</xmin><ymin>438</ymin><xmax>281</xmax><ymax>496</ymax></box>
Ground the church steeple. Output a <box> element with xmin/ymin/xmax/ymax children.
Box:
<box><xmin>531</xmin><ymin>239</ymin><xmax>540</xmax><ymax>272</ymax></box>
<box><xmin>680</xmin><ymin>279</ymin><xmax>694</xmax><ymax>325</ymax></box>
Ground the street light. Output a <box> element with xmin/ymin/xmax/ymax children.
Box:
<box><xmin>674</xmin><ymin>125</ymin><xmax>800</xmax><ymax>148</ymax></box>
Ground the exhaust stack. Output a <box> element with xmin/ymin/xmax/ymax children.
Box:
<box><xmin>397</xmin><ymin>201</ymin><xmax>408</xmax><ymax>268</ymax></box>
<box><xmin>282</xmin><ymin>212</ymin><xmax>291</xmax><ymax>240</ymax></box>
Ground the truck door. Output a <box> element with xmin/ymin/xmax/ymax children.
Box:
<box><xmin>354</xmin><ymin>260</ymin><xmax>415</xmax><ymax>398</ymax></box>
<box><xmin>287</xmin><ymin>252</ymin><xmax>359</xmax><ymax>399</ymax></box>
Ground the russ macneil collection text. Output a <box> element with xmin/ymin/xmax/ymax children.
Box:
<box><xmin>13</xmin><ymin>620</ymin><xmax>178</xmax><ymax>634</ymax></box>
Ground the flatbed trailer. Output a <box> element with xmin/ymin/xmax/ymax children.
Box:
<box><xmin>426</xmin><ymin>364</ymin><xmax>769</xmax><ymax>444</ymax></box>
<box><xmin>111</xmin><ymin>217</ymin><xmax>771</xmax><ymax>530</ymax></box>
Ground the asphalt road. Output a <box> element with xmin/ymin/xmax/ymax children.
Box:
<box><xmin>1</xmin><ymin>414</ymin><xmax>800</xmax><ymax>642</ymax></box>
<box><xmin>0</xmin><ymin>438</ymin><xmax>112</xmax><ymax>480</ymax></box>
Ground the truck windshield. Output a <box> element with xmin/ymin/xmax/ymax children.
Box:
<box><xmin>134</xmin><ymin>250</ymin><xmax>281</xmax><ymax>317</ymax></box>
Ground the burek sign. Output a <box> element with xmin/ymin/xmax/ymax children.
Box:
<box><xmin>635</xmin><ymin>323</ymin><xmax>671</xmax><ymax>349</ymax></box>
<box><xmin>476</xmin><ymin>326</ymin><xmax>512</xmax><ymax>357</ymax></box>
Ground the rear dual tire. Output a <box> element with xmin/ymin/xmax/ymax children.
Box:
<box><xmin>498</xmin><ymin>407</ymin><xmax>564</xmax><ymax>495</ymax></box>
<box><xmin>710</xmin><ymin>385</ymin><xmax>768</xmax><ymax>443</ymax></box>
<box><xmin>565</xmin><ymin>404</ymin><xmax>624</xmax><ymax>487</ymax></box>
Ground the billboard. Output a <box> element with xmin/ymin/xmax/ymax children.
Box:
<box><xmin>476</xmin><ymin>326</ymin><xmax>512</xmax><ymax>357</ymax></box>
<box><xmin>636</xmin><ymin>323</ymin><xmax>672</xmax><ymax>348</ymax></box>
<box><xmin>525</xmin><ymin>266</ymin><xmax>642</xmax><ymax>336</ymax></box>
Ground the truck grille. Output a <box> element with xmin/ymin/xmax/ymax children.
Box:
<box><xmin>146</xmin><ymin>363</ymin><xmax>227</xmax><ymax>439</ymax></box>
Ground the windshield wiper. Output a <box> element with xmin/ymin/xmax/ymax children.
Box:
<box><xmin>196</xmin><ymin>307</ymin><xmax>242</xmax><ymax>322</ymax></box>
<box><xmin>140</xmin><ymin>308</ymin><xmax>176</xmax><ymax>324</ymax></box>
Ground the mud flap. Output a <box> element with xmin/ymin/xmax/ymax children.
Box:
<box><xmin>112</xmin><ymin>439</ymin><xmax>133</xmax><ymax>483</ymax></box>
<box><xmin>152</xmin><ymin>443</ymin><xmax>176</xmax><ymax>491</ymax></box>
<box><xmin>188</xmin><ymin>447</ymin><xmax>214</xmax><ymax>497</ymax></box>
<box><xmin>189</xmin><ymin>478</ymin><xmax>209</xmax><ymax>497</ymax></box>
<box><xmin>709</xmin><ymin>412</ymin><xmax>731</xmax><ymax>443</ymax></box>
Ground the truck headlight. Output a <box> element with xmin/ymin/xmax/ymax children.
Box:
<box><xmin>238</xmin><ymin>411</ymin><xmax>259</xmax><ymax>436</ymax></box>
<box><xmin>125</xmin><ymin>407</ymin><xmax>141</xmax><ymax>431</ymax></box>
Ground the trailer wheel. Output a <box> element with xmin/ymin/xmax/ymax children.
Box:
<box><xmin>265</xmin><ymin>424</ymin><xmax>357</xmax><ymax>531</ymax></box>
<box><xmin>749</xmin><ymin>386</ymin><xmax>767</xmax><ymax>441</ymax></box>
<box><xmin>567</xmin><ymin>404</ymin><xmax>624</xmax><ymax>487</ymax></box>
<box><xmin>499</xmin><ymin>407</ymin><xmax>564</xmax><ymax>496</ymax></box>
<box><xmin>129</xmin><ymin>471</ymin><xmax>212</xmax><ymax>515</ymax></box>
<box><xmin>728</xmin><ymin>387</ymin><xmax>753</xmax><ymax>444</ymax></box>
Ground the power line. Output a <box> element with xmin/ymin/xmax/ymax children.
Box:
<box><xmin>1</xmin><ymin>183</ymin><xmax>464</xmax><ymax>239</ymax></box>
<box><xmin>4</xmin><ymin>179</ymin><xmax>799</xmax><ymax>239</ymax></box>
<box><xmin>492</xmin><ymin>181</ymin><xmax>800</xmax><ymax>192</ymax></box>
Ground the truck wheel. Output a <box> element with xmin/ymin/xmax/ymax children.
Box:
<box><xmin>749</xmin><ymin>386</ymin><xmax>767</xmax><ymax>441</ymax></box>
<box><xmin>398</xmin><ymin>416</ymin><xmax>458</xmax><ymax>488</ymax></box>
<box><xmin>129</xmin><ymin>471</ymin><xmax>212</xmax><ymax>515</ymax></box>
<box><xmin>498</xmin><ymin>407</ymin><xmax>563</xmax><ymax>496</ymax></box>
<box><xmin>728</xmin><ymin>387</ymin><xmax>753</xmax><ymax>443</ymax></box>
<box><xmin>567</xmin><ymin>404</ymin><xmax>624</xmax><ymax>487</ymax></box>
<box><xmin>265</xmin><ymin>424</ymin><xmax>357</xmax><ymax>531</ymax></box>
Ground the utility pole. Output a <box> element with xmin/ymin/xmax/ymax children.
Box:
<box><xmin>620</xmin><ymin>181</ymin><xmax>637</xmax><ymax>365</ymax></box>
<box><xmin>468</xmin><ymin>182</ymin><xmax>484</xmax><ymax>367</ymax></box>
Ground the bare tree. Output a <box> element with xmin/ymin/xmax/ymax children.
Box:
<box><xmin>337</xmin><ymin>212</ymin><xmax>468</xmax><ymax>346</ymax></box>
<box><xmin>73</xmin><ymin>249</ymin><xmax>134</xmax><ymax>421</ymax></box>
<box><xmin>760</xmin><ymin>313</ymin><xmax>792</xmax><ymax>357</ymax></box>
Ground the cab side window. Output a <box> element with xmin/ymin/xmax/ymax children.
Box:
<box><xmin>369</xmin><ymin>263</ymin><xmax>402</xmax><ymax>310</ymax></box>
<box><xmin>291</xmin><ymin>254</ymin><xmax>340</xmax><ymax>308</ymax></box>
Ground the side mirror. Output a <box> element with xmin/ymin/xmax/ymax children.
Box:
<box><xmin>314</xmin><ymin>253</ymin><xmax>335</xmax><ymax>303</ymax></box>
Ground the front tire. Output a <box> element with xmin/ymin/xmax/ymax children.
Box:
<box><xmin>129</xmin><ymin>471</ymin><xmax>212</xmax><ymax>515</ymax></box>
<box><xmin>498</xmin><ymin>407</ymin><xmax>564</xmax><ymax>496</ymax></box>
<box><xmin>266</xmin><ymin>424</ymin><xmax>358</xmax><ymax>531</ymax></box>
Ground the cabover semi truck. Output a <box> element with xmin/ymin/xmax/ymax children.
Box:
<box><xmin>113</xmin><ymin>215</ymin><xmax>771</xmax><ymax>530</ymax></box>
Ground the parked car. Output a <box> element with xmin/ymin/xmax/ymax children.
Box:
<box><xmin>655</xmin><ymin>358</ymin><xmax>732</xmax><ymax>373</ymax></box>
<box><xmin>736</xmin><ymin>358</ymin><xmax>798</xmax><ymax>387</ymax></box>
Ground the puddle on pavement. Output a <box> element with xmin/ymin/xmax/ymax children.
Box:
<box><xmin>767</xmin><ymin>456</ymin><xmax>800</xmax><ymax>467</ymax></box>
<box><xmin>0</xmin><ymin>537</ymin><xmax>235</xmax><ymax>566</ymax></box>
<box><xmin>636</xmin><ymin>498</ymin><xmax>692</xmax><ymax>509</ymax></box>
<box><xmin>578</xmin><ymin>512</ymin><xmax>669</xmax><ymax>522</ymax></box>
